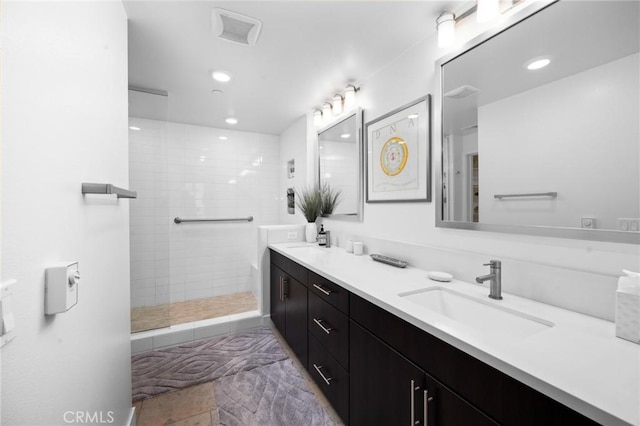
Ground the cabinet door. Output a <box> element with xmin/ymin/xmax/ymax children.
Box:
<box><xmin>350</xmin><ymin>321</ymin><xmax>426</xmax><ymax>426</ymax></box>
<box><xmin>424</xmin><ymin>373</ymin><xmax>499</xmax><ymax>426</ymax></box>
<box><xmin>270</xmin><ymin>264</ymin><xmax>286</xmax><ymax>335</ymax></box>
<box><xmin>285</xmin><ymin>276</ymin><xmax>308</xmax><ymax>369</ymax></box>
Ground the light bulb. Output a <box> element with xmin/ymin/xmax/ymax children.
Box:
<box><xmin>313</xmin><ymin>109</ymin><xmax>323</xmax><ymax>127</ymax></box>
<box><xmin>437</xmin><ymin>12</ymin><xmax>456</xmax><ymax>49</ymax></box>
<box><xmin>344</xmin><ymin>85</ymin><xmax>356</xmax><ymax>110</ymax></box>
<box><xmin>322</xmin><ymin>102</ymin><xmax>332</xmax><ymax>120</ymax></box>
<box><xmin>332</xmin><ymin>94</ymin><xmax>343</xmax><ymax>115</ymax></box>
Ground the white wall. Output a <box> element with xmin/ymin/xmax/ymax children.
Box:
<box><xmin>1</xmin><ymin>2</ymin><xmax>132</xmax><ymax>425</ymax></box>
<box><xmin>129</xmin><ymin>118</ymin><xmax>280</xmax><ymax>308</ymax></box>
<box><xmin>303</xmin><ymin>7</ymin><xmax>639</xmax><ymax>319</ymax></box>
<box><xmin>278</xmin><ymin>115</ymin><xmax>309</xmax><ymax>224</ymax></box>
<box><xmin>479</xmin><ymin>53</ymin><xmax>639</xmax><ymax>229</ymax></box>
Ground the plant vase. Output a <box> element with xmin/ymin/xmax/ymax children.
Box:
<box><xmin>305</xmin><ymin>222</ymin><xmax>317</xmax><ymax>243</ymax></box>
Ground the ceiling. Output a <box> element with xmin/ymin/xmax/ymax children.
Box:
<box><xmin>123</xmin><ymin>0</ymin><xmax>459</xmax><ymax>135</ymax></box>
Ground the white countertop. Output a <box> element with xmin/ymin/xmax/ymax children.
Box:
<box><xmin>269</xmin><ymin>242</ymin><xmax>640</xmax><ymax>426</ymax></box>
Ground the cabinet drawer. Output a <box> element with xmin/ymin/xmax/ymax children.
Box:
<box><xmin>309</xmin><ymin>271</ymin><xmax>349</xmax><ymax>314</ymax></box>
<box><xmin>309</xmin><ymin>291</ymin><xmax>349</xmax><ymax>370</ymax></box>
<box><xmin>270</xmin><ymin>250</ymin><xmax>308</xmax><ymax>286</ymax></box>
<box><xmin>309</xmin><ymin>334</ymin><xmax>349</xmax><ymax>424</ymax></box>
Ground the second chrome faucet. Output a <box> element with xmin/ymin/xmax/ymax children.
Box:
<box><xmin>476</xmin><ymin>260</ymin><xmax>503</xmax><ymax>300</ymax></box>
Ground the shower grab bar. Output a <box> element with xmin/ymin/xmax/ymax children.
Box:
<box><xmin>82</xmin><ymin>183</ymin><xmax>137</xmax><ymax>199</ymax></box>
<box><xmin>494</xmin><ymin>192</ymin><xmax>557</xmax><ymax>200</ymax></box>
<box><xmin>174</xmin><ymin>216</ymin><xmax>254</xmax><ymax>224</ymax></box>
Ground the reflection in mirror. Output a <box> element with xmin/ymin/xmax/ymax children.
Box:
<box><xmin>437</xmin><ymin>0</ymin><xmax>639</xmax><ymax>243</ymax></box>
<box><xmin>318</xmin><ymin>110</ymin><xmax>363</xmax><ymax>218</ymax></box>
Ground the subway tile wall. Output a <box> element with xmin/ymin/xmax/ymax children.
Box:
<box><xmin>129</xmin><ymin>118</ymin><xmax>280</xmax><ymax>308</ymax></box>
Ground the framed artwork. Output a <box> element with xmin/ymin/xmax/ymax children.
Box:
<box><xmin>365</xmin><ymin>95</ymin><xmax>431</xmax><ymax>203</ymax></box>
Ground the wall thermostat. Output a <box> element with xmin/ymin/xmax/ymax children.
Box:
<box><xmin>45</xmin><ymin>262</ymin><xmax>79</xmax><ymax>315</ymax></box>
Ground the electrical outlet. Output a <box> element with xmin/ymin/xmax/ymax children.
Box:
<box><xmin>619</xmin><ymin>219</ymin><xmax>629</xmax><ymax>231</ymax></box>
<box><xmin>618</xmin><ymin>218</ymin><xmax>640</xmax><ymax>232</ymax></box>
<box><xmin>581</xmin><ymin>217</ymin><xmax>596</xmax><ymax>229</ymax></box>
<box><xmin>287</xmin><ymin>231</ymin><xmax>298</xmax><ymax>240</ymax></box>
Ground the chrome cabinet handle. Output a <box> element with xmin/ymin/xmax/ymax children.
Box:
<box><xmin>313</xmin><ymin>364</ymin><xmax>333</xmax><ymax>386</ymax></box>
<box><xmin>313</xmin><ymin>318</ymin><xmax>332</xmax><ymax>334</ymax></box>
<box><xmin>313</xmin><ymin>283</ymin><xmax>332</xmax><ymax>296</ymax></box>
<box><xmin>423</xmin><ymin>389</ymin><xmax>433</xmax><ymax>426</ymax></box>
<box><xmin>410</xmin><ymin>380</ymin><xmax>420</xmax><ymax>425</ymax></box>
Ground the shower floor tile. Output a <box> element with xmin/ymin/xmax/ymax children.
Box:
<box><xmin>131</xmin><ymin>292</ymin><xmax>257</xmax><ymax>333</ymax></box>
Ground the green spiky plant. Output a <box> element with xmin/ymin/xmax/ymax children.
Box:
<box><xmin>320</xmin><ymin>183</ymin><xmax>343</xmax><ymax>215</ymax></box>
<box><xmin>295</xmin><ymin>186</ymin><xmax>322</xmax><ymax>223</ymax></box>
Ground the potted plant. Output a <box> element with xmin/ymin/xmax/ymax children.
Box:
<box><xmin>320</xmin><ymin>183</ymin><xmax>342</xmax><ymax>216</ymax></box>
<box><xmin>295</xmin><ymin>186</ymin><xmax>322</xmax><ymax>242</ymax></box>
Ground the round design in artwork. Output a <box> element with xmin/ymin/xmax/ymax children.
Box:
<box><xmin>380</xmin><ymin>137</ymin><xmax>408</xmax><ymax>176</ymax></box>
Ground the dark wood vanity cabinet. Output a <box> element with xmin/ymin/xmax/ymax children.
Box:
<box><xmin>269</xmin><ymin>251</ymin><xmax>308</xmax><ymax>369</ymax></box>
<box><xmin>350</xmin><ymin>320</ymin><xmax>498</xmax><ymax>426</ymax></box>
<box><xmin>269</xmin><ymin>250</ymin><xmax>600</xmax><ymax>426</ymax></box>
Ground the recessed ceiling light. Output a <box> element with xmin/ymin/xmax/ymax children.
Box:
<box><xmin>211</xmin><ymin>71</ymin><xmax>232</xmax><ymax>82</ymax></box>
<box><xmin>526</xmin><ymin>58</ymin><xmax>551</xmax><ymax>70</ymax></box>
<box><xmin>199</xmin><ymin>156</ymin><xmax>207</xmax><ymax>161</ymax></box>
<box><xmin>341</xmin><ymin>133</ymin><xmax>351</xmax><ymax>139</ymax></box>
<box><xmin>407</xmin><ymin>114</ymin><xmax>419</xmax><ymax>119</ymax></box>
<box><xmin>225</xmin><ymin>118</ymin><xmax>238</xmax><ymax>125</ymax></box>
<box><xmin>219</xmin><ymin>136</ymin><xmax>228</xmax><ymax>140</ymax></box>
<box><xmin>129</xmin><ymin>126</ymin><xmax>141</xmax><ymax>131</ymax></box>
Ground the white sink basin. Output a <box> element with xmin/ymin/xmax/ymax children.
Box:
<box><xmin>399</xmin><ymin>286</ymin><xmax>554</xmax><ymax>339</ymax></box>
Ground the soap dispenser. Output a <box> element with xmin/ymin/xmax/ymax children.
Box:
<box><xmin>318</xmin><ymin>225</ymin><xmax>327</xmax><ymax>246</ymax></box>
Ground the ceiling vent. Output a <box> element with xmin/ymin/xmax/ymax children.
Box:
<box><xmin>212</xmin><ymin>8</ymin><xmax>262</xmax><ymax>46</ymax></box>
<box><xmin>443</xmin><ymin>85</ymin><xmax>480</xmax><ymax>99</ymax></box>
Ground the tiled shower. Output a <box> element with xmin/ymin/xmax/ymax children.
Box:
<box><xmin>128</xmin><ymin>113</ymin><xmax>280</xmax><ymax>333</ymax></box>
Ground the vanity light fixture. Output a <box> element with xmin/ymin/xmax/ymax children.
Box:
<box><xmin>526</xmin><ymin>58</ymin><xmax>551</xmax><ymax>70</ymax></box>
<box><xmin>313</xmin><ymin>109</ymin><xmax>323</xmax><ymax>127</ymax></box>
<box><xmin>211</xmin><ymin>71</ymin><xmax>232</xmax><ymax>82</ymax></box>
<box><xmin>437</xmin><ymin>12</ymin><xmax>456</xmax><ymax>48</ymax></box>
<box><xmin>332</xmin><ymin>94</ymin><xmax>343</xmax><ymax>115</ymax></box>
<box><xmin>225</xmin><ymin>117</ymin><xmax>238</xmax><ymax>125</ymax></box>
<box><xmin>477</xmin><ymin>0</ymin><xmax>499</xmax><ymax>23</ymax></box>
<box><xmin>313</xmin><ymin>84</ymin><xmax>359</xmax><ymax>126</ymax></box>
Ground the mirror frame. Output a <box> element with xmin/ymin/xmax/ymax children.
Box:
<box><xmin>317</xmin><ymin>108</ymin><xmax>364</xmax><ymax>221</ymax></box>
<box><xmin>434</xmin><ymin>0</ymin><xmax>639</xmax><ymax>244</ymax></box>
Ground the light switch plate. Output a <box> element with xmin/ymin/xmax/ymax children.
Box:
<box><xmin>581</xmin><ymin>217</ymin><xmax>596</xmax><ymax>229</ymax></box>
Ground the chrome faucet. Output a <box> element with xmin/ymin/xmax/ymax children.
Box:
<box><xmin>475</xmin><ymin>260</ymin><xmax>503</xmax><ymax>300</ymax></box>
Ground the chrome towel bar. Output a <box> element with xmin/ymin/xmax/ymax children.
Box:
<box><xmin>174</xmin><ymin>216</ymin><xmax>254</xmax><ymax>224</ymax></box>
<box><xmin>494</xmin><ymin>192</ymin><xmax>557</xmax><ymax>200</ymax></box>
<box><xmin>82</xmin><ymin>183</ymin><xmax>137</xmax><ymax>199</ymax></box>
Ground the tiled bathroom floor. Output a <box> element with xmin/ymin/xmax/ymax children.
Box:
<box><xmin>133</xmin><ymin>326</ymin><xmax>343</xmax><ymax>426</ymax></box>
<box><xmin>131</xmin><ymin>292</ymin><xmax>258</xmax><ymax>333</ymax></box>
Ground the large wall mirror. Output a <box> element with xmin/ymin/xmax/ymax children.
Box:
<box><xmin>318</xmin><ymin>109</ymin><xmax>364</xmax><ymax>220</ymax></box>
<box><xmin>435</xmin><ymin>0</ymin><xmax>639</xmax><ymax>244</ymax></box>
